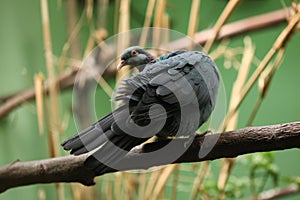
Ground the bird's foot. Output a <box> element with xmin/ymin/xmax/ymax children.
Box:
<box><xmin>184</xmin><ymin>130</ymin><xmax>213</xmax><ymax>148</ymax></box>
<box><xmin>184</xmin><ymin>136</ymin><xmax>194</xmax><ymax>148</ymax></box>
<box><xmin>197</xmin><ymin>129</ymin><xmax>213</xmax><ymax>138</ymax></box>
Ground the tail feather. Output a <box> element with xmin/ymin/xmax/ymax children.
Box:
<box><xmin>84</xmin><ymin>133</ymin><xmax>146</xmax><ymax>175</ymax></box>
<box><xmin>62</xmin><ymin>108</ymin><xmax>148</xmax><ymax>175</ymax></box>
<box><xmin>61</xmin><ymin>113</ymin><xmax>114</xmax><ymax>155</ymax></box>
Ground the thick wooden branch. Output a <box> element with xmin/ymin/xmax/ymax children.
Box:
<box><xmin>0</xmin><ymin>122</ymin><xmax>299</xmax><ymax>193</ymax></box>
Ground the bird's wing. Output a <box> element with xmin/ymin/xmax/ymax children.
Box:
<box><xmin>114</xmin><ymin>51</ymin><xmax>219</xmax><ymax>135</ymax></box>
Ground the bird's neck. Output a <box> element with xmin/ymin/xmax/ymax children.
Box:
<box><xmin>136</xmin><ymin>64</ymin><xmax>147</xmax><ymax>72</ymax></box>
<box><xmin>136</xmin><ymin>55</ymin><xmax>157</xmax><ymax>72</ymax></box>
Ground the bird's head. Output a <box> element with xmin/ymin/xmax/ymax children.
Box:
<box><xmin>117</xmin><ymin>46</ymin><xmax>156</xmax><ymax>71</ymax></box>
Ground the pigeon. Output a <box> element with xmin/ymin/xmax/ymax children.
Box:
<box><xmin>62</xmin><ymin>46</ymin><xmax>220</xmax><ymax>175</ymax></box>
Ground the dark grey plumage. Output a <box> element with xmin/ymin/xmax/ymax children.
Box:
<box><xmin>62</xmin><ymin>46</ymin><xmax>220</xmax><ymax>175</ymax></box>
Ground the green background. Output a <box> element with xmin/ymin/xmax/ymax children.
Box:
<box><xmin>0</xmin><ymin>0</ymin><xmax>299</xmax><ymax>199</ymax></box>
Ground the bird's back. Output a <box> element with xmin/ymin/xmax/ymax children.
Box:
<box><xmin>114</xmin><ymin>50</ymin><xmax>219</xmax><ymax>138</ymax></box>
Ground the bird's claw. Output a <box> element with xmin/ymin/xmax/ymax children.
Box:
<box><xmin>184</xmin><ymin>136</ymin><xmax>195</xmax><ymax>148</ymax></box>
<box><xmin>198</xmin><ymin>129</ymin><xmax>212</xmax><ymax>137</ymax></box>
<box><xmin>184</xmin><ymin>130</ymin><xmax>213</xmax><ymax>148</ymax></box>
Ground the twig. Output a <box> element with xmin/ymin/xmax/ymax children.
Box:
<box><xmin>151</xmin><ymin>165</ymin><xmax>176</xmax><ymax>200</ymax></box>
<box><xmin>190</xmin><ymin>161</ymin><xmax>210</xmax><ymax>200</ymax></box>
<box><xmin>203</xmin><ymin>0</ymin><xmax>241</xmax><ymax>52</ymax></box>
<box><xmin>0</xmin><ymin>66</ymin><xmax>78</xmax><ymax>119</ymax></box>
<box><xmin>247</xmin><ymin>47</ymin><xmax>285</xmax><ymax>126</ymax></box>
<box><xmin>222</xmin><ymin>12</ymin><xmax>300</xmax><ymax>131</ymax></box>
<box><xmin>187</xmin><ymin>0</ymin><xmax>201</xmax><ymax>50</ymax></box>
<box><xmin>0</xmin><ymin>122</ymin><xmax>299</xmax><ymax>193</ymax></box>
<box><xmin>216</xmin><ymin>36</ymin><xmax>255</xmax><ymax>200</ymax></box>
<box><xmin>65</xmin><ymin>0</ymin><xmax>81</xmax><ymax>60</ymax></box>
<box><xmin>170</xmin><ymin>165</ymin><xmax>180</xmax><ymax>200</ymax></box>
<box><xmin>245</xmin><ymin>184</ymin><xmax>300</xmax><ymax>200</ymax></box>
<box><xmin>167</xmin><ymin>3</ymin><xmax>300</xmax><ymax>50</ymax></box>
<box><xmin>139</xmin><ymin>0</ymin><xmax>156</xmax><ymax>47</ymax></box>
<box><xmin>116</xmin><ymin>0</ymin><xmax>131</xmax><ymax>83</ymax></box>
<box><xmin>97</xmin><ymin>0</ymin><xmax>108</xmax><ymax>29</ymax></box>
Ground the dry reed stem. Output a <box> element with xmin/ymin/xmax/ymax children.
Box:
<box><xmin>217</xmin><ymin>37</ymin><xmax>255</xmax><ymax>200</ymax></box>
<box><xmin>153</xmin><ymin>0</ymin><xmax>166</xmax><ymax>49</ymax></box>
<box><xmin>170</xmin><ymin>164</ymin><xmax>180</xmax><ymax>200</ymax></box>
<box><xmin>113</xmin><ymin>0</ymin><xmax>120</xmax><ymax>34</ymax></box>
<box><xmin>97</xmin><ymin>0</ymin><xmax>108</xmax><ymax>29</ymax></box>
<box><xmin>65</xmin><ymin>1</ymin><xmax>98</xmax><ymax>198</ymax></box>
<box><xmin>162</xmin><ymin>13</ymin><xmax>170</xmax><ymax>42</ymax></box>
<box><xmin>145</xmin><ymin>169</ymin><xmax>162</xmax><ymax>199</ymax></box>
<box><xmin>40</xmin><ymin>0</ymin><xmax>60</xmax><ymax>158</ymax></box>
<box><xmin>139</xmin><ymin>0</ymin><xmax>156</xmax><ymax>47</ymax></box>
<box><xmin>247</xmin><ymin>47</ymin><xmax>285</xmax><ymax>126</ymax></box>
<box><xmin>114</xmin><ymin>172</ymin><xmax>123</xmax><ymax>199</ymax></box>
<box><xmin>85</xmin><ymin>0</ymin><xmax>93</xmax><ymax>22</ymax></box>
<box><xmin>226</xmin><ymin>37</ymin><xmax>254</xmax><ymax>131</ymax></box>
<box><xmin>165</xmin><ymin>4</ymin><xmax>300</xmax><ymax>50</ymax></box>
<box><xmin>114</xmin><ymin>7</ymin><xmax>131</xmax><ymax>197</ymax></box>
<box><xmin>83</xmin><ymin>31</ymin><xmax>114</xmax><ymax>98</ymax></box>
<box><xmin>116</xmin><ymin>0</ymin><xmax>131</xmax><ymax>83</ymax></box>
<box><xmin>190</xmin><ymin>161</ymin><xmax>210</xmax><ymax>200</ymax></box>
<box><xmin>151</xmin><ymin>165</ymin><xmax>177</xmax><ymax>200</ymax></box>
<box><xmin>34</xmin><ymin>73</ymin><xmax>45</xmax><ymax>135</ymax></box>
<box><xmin>217</xmin><ymin>10</ymin><xmax>298</xmax><ymax>200</ymax></box>
<box><xmin>107</xmin><ymin>181</ymin><xmax>113</xmax><ymax>200</ymax></box>
<box><xmin>60</xmin><ymin>6</ymin><xmax>85</xmax><ymax>72</ymax></box>
<box><xmin>40</xmin><ymin>1</ymin><xmax>63</xmax><ymax>198</ymax></box>
<box><xmin>65</xmin><ymin>0</ymin><xmax>81</xmax><ymax>60</ymax></box>
<box><xmin>223</xmin><ymin>12</ymin><xmax>300</xmax><ymax>131</ymax></box>
<box><xmin>123</xmin><ymin>173</ymin><xmax>137</xmax><ymax>200</ymax></box>
<box><xmin>96</xmin><ymin>77</ymin><xmax>113</xmax><ymax>98</ymax></box>
<box><xmin>191</xmin><ymin>1</ymin><xmax>240</xmax><ymax>198</ymax></box>
<box><xmin>187</xmin><ymin>0</ymin><xmax>201</xmax><ymax>50</ymax></box>
<box><xmin>84</xmin><ymin>186</ymin><xmax>96</xmax><ymax>200</ymax></box>
<box><xmin>204</xmin><ymin>0</ymin><xmax>241</xmax><ymax>52</ymax></box>
<box><xmin>138</xmin><ymin>173</ymin><xmax>147</xmax><ymax>200</ymax></box>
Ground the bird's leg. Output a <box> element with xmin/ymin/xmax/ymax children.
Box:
<box><xmin>198</xmin><ymin>129</ymin><xmax>213</xmax><ymax>137</ymax></box>
<box><xmin>184</xmin><ymin>129</ymin><xmax>213</xmax><ymax>148</ymax></box>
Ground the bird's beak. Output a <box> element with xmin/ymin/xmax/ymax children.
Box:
<box><xmin>117</xmin><ymin>60</ymin><xmax>126</xmax><ymax>70</ymax></box>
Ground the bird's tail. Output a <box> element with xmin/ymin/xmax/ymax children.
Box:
<box><xmin>83</xmin><ymin>130</ymin><xmax>145</xmax><ymax>175</ymax></box>
<box><xmin>62</xmin><ymin>111</ymin><xmax>147</xmax><ymax>175</ymax></box>
<box><xmin>61</xmin><ymin>112</ymin><xmax>115</xmax><ymax>155</ymax></box>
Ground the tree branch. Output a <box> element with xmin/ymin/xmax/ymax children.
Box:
<box><xmin>0</xmin><ymin>122</ymin><xmax>299</xmax><ymax>193</ymax></box>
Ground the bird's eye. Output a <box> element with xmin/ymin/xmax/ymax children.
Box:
<box><xmin>131</xmin><ymin>50</ymin><xmax>138</xmax><ymax>56</ymax></box>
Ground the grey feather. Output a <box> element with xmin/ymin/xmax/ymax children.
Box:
<box><xmin>62</xmin><ymin>47</ymin><xmax>220</xmax><ymax>176</ymax></box>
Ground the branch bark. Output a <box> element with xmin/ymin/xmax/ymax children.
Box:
<box><xmin>0</xmin><ymin>122</ymin><xmax>300</xmax><ymax>193</ymax></box>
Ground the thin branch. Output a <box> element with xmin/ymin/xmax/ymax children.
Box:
<box><xmin>167</xmin><ymin>3</ymin><xmax>300</xmax><ymax>50</ymax></box>
<box><xmin>245</xmin><ymin>184</ymin><xmax>300</xmax><ymax>200</ymax></box>
<box><xmin>0</xmin><ymin>66</ymin><xmax>79</xmax><ymax>118</ymax></box>
<box><xmin>0</xmin><ymin>122</ymin><xmax>299</xmax><ymax>193</ymax></box>
<box><xmin>203</xmin><ymin>0</ymin><xmax>241</xmax><ymax>52</ymax></box>
<box><xmin>222</xmin><ymin>12</ymin><xmax>300</xmax><ymax>131</ymax></box>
